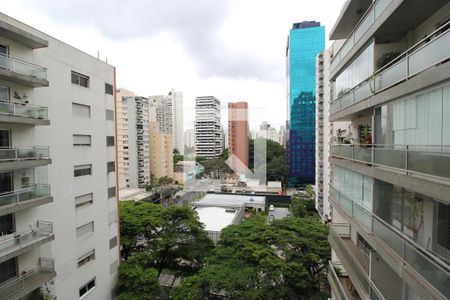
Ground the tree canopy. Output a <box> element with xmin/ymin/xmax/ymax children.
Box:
<box><xmin>171</xmin><ymin>215</ymin><xmax>330</xmax><ymax>299</ymax></box>
<box><xmin>249</xmin><ymin>138</ymin><xmax>288</xmax><ymax>184</ymax></box>
<box><xmin>118</xmin><ymin>202</ymin><xmax>214</xmax><ymax>298</ymax></box>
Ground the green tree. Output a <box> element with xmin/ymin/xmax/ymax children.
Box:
<box><xmin>249</xmin><ymin>138</ymin><xmax>288</xmax><ymax>184</ymax></box>
<box><xmin>171</xmin><ymin>215</ymin><xmax>330</xmax><ymax>299</ymax></box>
<box><xmin>119</xmin><ymin>202</ymin><xmax>214</xmax><ymax>276</ymax></box>
<box><xmin>118</xmin><ymin>253</ymin><xmax>160</xmax><ymax>300</ymax></box>
<box><xmin>173</xmin><ymin>149</ymin><xmax>183</xmax><ymax>164</ymax></box>
<box><xmin>290</xmin><ymin>195</ymin><xmax>317</xmax><ymax>218</ymax></box>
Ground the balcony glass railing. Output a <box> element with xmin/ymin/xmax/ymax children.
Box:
<box><xmin>0</xmin><ymin>184</ymin><xmax>50</xmax><ymax>208</ymax></box>
<box><xmin>330</xmin><ymin>186</ymin><xmax>450</xmax><ymax>299</ymax></box>
<box><xmin>0</xmin><ymin>257</ymin><xmax>54</xmax><ymax>299</ymax></box>
<box><xmin>0</xmin><ymin>53</ymin><xmax>47</xmax><ymax>80</ymax></box>
<box><xmin>331</xmin><ymin>144</ymin><xmax>450</xmax><ymax>180</ymax></box>
<box><xmin>0</xmin><ymin>101</ymin><xmax>48</xmax><ymax>120</ymax></box>
<box><xmin>331</xmin><ymin>0</ymin><xmax>393</xmax><ymax>72</ymax></box>
<box><xmin>327</xmin><ymin>261</ymin><xmax>349</xmax><ymax>300</ymax></box>
<box><xmin>0</xmin><ymin>221</ymin><xmax>53</xmax><ymax>256</ymax></box>
<box><xmin>331</xmin><ymin>20</ymin><xmax>450</xmax><ymax>114</ymax></box>
<box><xmin>0</xmin><ymin>146</ymin><xmax>50</xmax><ymax>162</ymax></box>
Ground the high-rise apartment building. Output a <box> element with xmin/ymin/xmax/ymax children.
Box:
<box><xmin>286</xmin><ymin>21</ymin><xmax>325</xmax><ymax>186</ymax></box>
<box><xmin>195</xmin><ymin>96</ymin><xmax>222</xmax><ymax>159</ymax></box>
<box><xmin>148</xmin><ymin>96</ymin><xmax>174</xmax><ymax>179</ymax></box>
<box><xmin>228</xmin><ymin>102</ymin><xmax>249</xmax><ymax>174</ymax></box>
<box><xmin>326</xmin><ymin>1</ymin><xmax>450</xmax><ymax>299</ymax></box>
<box><xmin>0</xmin><ymin>12</ymin><xmax>119</xmax><ymax>299</ymax></box>
<box><xmin>167</xmin><ymin>89</ymin><xmax>183</xmax><ymax>154</ymax></box>
<box><xmin>315</xmin><ymin>50</ymin><xmax>348</xmax><ymax>222</ymax></box>
<box><xmin>116</xmin><ymin>89</ymin><xmax>150</xmax><ymax>188</ymax></box>
<box><xmin>184</xmin><ymin>129</ymin><xmax>195</xmax><ymax>149</ymax></box>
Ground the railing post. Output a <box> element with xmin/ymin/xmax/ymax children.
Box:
<box><xmin>15</xmin><ymin>148</ymin><xmax>18</xmax><ymax>160</ymax></box>
<box><xmin>405</xmin><ymin>145</ymin><xmax>409</xmax><ymax>176</ymax></box>
<box><xmin>13</xmin><ymin>103</ymin><xmax>15</xmax><ymax>116</ymax></box>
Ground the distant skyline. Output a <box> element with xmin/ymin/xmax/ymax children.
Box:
<box><xmin>1</xmin><ymin>0</ymin><xmax>346</xmax><ymax>130</ymax></box>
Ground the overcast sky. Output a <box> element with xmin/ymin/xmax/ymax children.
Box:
<box><xmin>2</xmin><ymin>0</ymin><xmax>345</xmax><ymax>130</ymax></box>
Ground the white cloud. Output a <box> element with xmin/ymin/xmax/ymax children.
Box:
<box><xmin>0</xmin><ymin>0</ymin><xmax>346</xmax><ymax>130</ymax></box>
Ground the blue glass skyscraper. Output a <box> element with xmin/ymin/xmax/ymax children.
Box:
<box><xmin>286</xmin><ymin>21</ymin><xmax>325</xmax><ymax>186</ymax></box>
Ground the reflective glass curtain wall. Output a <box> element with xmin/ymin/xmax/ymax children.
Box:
<box><xmin>287</xmin><ymin>22</ymin><xmax>325</xmax><ymax>186</ymax></box>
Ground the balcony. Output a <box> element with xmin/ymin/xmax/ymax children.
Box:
<box><xmin>331</xmin><ymin>144</ymin><xmax>450</xmax><ymax>182</ymax></box>
<box><xmin>329</xmin><ymin>224</ymin><xmax>384</xmax><ymax>299</ymax></box>
<box><xmin>0</xmin><ymin>184</ymin><xmax>52</xmax><ymax>216</ymax></box>
<box><xmin>0</xmin><ymin>54</ymin><xmax>48</xmax><ymax>87</ymax></box>
<box><xmin>327</xmin><ymin>261</ymin><xmax>354</xmax><ymax>300</ymax></box>
<box><xmin>330</xmin><ymin>186</ymin><xmax>450</xmax><ymax>299</ymax></box>
<box><xmin>0</xmin><ymin>257</ymin><xmax>56</xmax><ymax>300</ymax></box>
<box><xmin>0</xmin><ymin>19</ymin><xmax>48</xmax><ymax>49</ymax></box>
<box><xmin>331</xmin><ymin>20</ymin><xmax>450</xmax><ymax>115</ymax></box>
<box><xmin>0</xmin><ymin>101</ymin><xmax>49</xmax><ymax>125</ymax></box>
<box><xmin>0</xmin><ymin>221</ymin><xmax>54</xmax><ymax>263</ymax></box>
<box><xmin>0</xmin><ymin>147</ymin><xmax>50</xmax><ymax>171</ymax></box>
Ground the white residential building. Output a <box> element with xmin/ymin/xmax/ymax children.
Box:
<box><xmin>327</xmin><ymin>1</ymin><xmax>450</xmax><ymax>299</ymax></box>
<box><xmin>0</xmin><ymin>12</ymin><xmax>119</xmax><ymax>300</ymax></box>
<box><xmin>167</xmin><ymin>89</ymin><xmax>183</xmax><ymax>154</ymax></box>
<box><xmin>116</xmin><ymin>89</ymin><xmax>150</xmax><ymax>189</ymax></box>
<box><xmin>184</xmin><ymin>129</ymin><xmax>195</xmax><ymax>149</ymax></box>
<box><xmin>195</xmin><ymin>96</ymin><xmax>222</xmax><ymax>159</ymax></box>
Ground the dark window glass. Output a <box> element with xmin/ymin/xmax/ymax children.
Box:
<box><xmin>105</xmin><ymin>83</ymin><xmax>114</xmax><ymax>95</ymax></box>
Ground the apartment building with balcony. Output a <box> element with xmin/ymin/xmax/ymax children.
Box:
<box><xmin>0</xmin><ymin>12</ymin><xmax>119</xmax><ymax>300</ymax></box>
<box><xmin>195</xmin><ymin>96</ymin><xmax>223</xmax><ymax>159</ymax></box>
<box><xmin>327</xmin><ymin>1</ymin><xmax>450</xmax><ymax>299</ymax></box>
<box><xmin>148</xmin><ymin>95</ymin><xmax>174</xmax><ymax>179</ymax></box>
<box><xmin>116</xmin><ymin>89</ymin><xmax>150</xmax><ymax>189</ymax></box>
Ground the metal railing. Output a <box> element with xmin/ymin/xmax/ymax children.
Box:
<box><xmin>0</xmin><ymin>146</ymin><xmax>50</xmax><ymax>162</ymax></box>
<box><xmin>0</xmin><ymin>53</ymin><xmax>47</xmax><ymax>80</ymax></box>
<box><xmin>331</xmin><ymin>20</ymin><xmax>450</xmax><ymax>114</ymax></box>
<box><xmin>328</xmin><ymin>261</ymin><xmax>349</xmax><ymax>300</ymax></box>
<box><xmin>0</xmin><ymin>257</ymin><xmax>54</xmax><ymax>299</ymax></box>
<box><xmin>0</xmin><ymin>221</ymin><xmax>53</xmax><ymax>256</ymax></box>
<box><xmin>330</xmin><ymin>185</ymin><xmax>450</xmax><ymax>299</ymax></box>
<box><xmin>331</xmin><ymin>0</ymin><xmax>393</xmax><ymax>72</ymax></box>
<box><xmin>0</xmin><ymin>101</ymin><xmax>48</xmax><ymax>120</ymax></box>
<box><xmin>331</xmin><ymin>144</ymin><xmax>450</xmax><ymax>181</ymax></box>
<box><xmin>0</xmin><ymin>184</ymin><xmax>51</xmax><ymax>208</ymax></box>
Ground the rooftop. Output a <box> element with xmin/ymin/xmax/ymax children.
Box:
<box><xmin>195</xmin><ymin>206</ymin><xmax>238</xmax><ymax>232</ymax></box>
<box><xmin>197</xmin><ymin>193</ymin><xmax>266</xmax><ymax>208</ymax></box>
<box><xmin>119</xmin><ymin>188</ymin><xmax>152</xmax><ymax>201</ymax></box>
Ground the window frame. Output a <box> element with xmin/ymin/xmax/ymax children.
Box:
<box><xmin>74</xmin><ymin>164</ymin><xmax>92</xmax><ymax>177</ymax></box>
<box><xmin>71</xmin><ymin>71</ymin><xmax>90</xmax><ymax>88</ymax></box>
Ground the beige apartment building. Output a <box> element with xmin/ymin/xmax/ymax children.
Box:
<box><xmin>148</xmin><ymin>96</ymin><xmax>173</xmax><ymax>179</ymax></box>
<box><xmin>116</xmin><ymin>89</ymin><xmax>150</xmax><ymax>189</ymax></box>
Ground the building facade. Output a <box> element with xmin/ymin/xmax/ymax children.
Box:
<box><xmin>286</xmin><ymin>21</ymin><xmax>325</xmax><ymax>186</ymax></box>
<box><xmin>195</xmin><ymin>96</ymin><xmax>222</xmax><ymax>159</ymax></box>
<box><xmin>167</xmin><ymin>89</ymin><xmax>183</xmax><ymax>154</ymax></box>
<box><xmin>326</xmin><ymin>1</ymin><xmax>450</xmax><ymax>299</ymax></box>
<box><xmin>116</xmin><ymin>89</ymin><xmax>150</xmax><ymax>189</ymax></box>
<box><xmin>0</xmin><ymin>12</ymin><xmax>119</xmax><ymax>299</ymax></box>
<box><xmin>228</xmin><ymin>102</ymin><xmax>248</xmax><ymax>174</ymax></box>
<box><xmin>184</xmin><ymin>129</ymin><xmax>195</xmax><ymax>149</ymax></box>
<box><xmin>148</xmin><ymin>96</ymin><xmax>174</xmax><ymax>179</ymax></box>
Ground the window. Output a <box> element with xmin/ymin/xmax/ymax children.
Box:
<box><xmin>108</xmin><ymin>211</ymin><xmax>117</xmax><ymax>225</ymax></box>
<box><xmin>106</xmin><ymin>136</ymin><xmax>115</xmax><ymax>146</ymax></box>
<box><xmin>108</xmin><ymin>186</ymin><xmax>116</xmax><ymax>199</ymax></box>
<box><xmin>105</xmin><ymin>109</ymin><xmax>114</xmax><ymax>121</ymax></box>
<box><xmin>73</xmin><ymin>135</ymin><xmax>91</xmax><ymax>146</ymax></box>
<box><xmin>72</xmin><ymin>103</ymin><xmax>91</xmax><ymax>118</ymax></box>
<box><xmin>110</xmin><ymin>260</ymin><xmax>118</xmax><ymax>275</ymax></box>
<box><xmin>109</xmin><ymin>236</ymin><xmax>118</xmax><ymax>249</ymax></box>
<box><xmin>107</xmin><ymin>161</ymin><xmax>115</xmax><ymax>173</ymax></box>
<box><xmin>71</xmin><ymin>71</ymin><xmax>89</xmax><ymax>88</ymax></box>
<box><xmin>105</xmin><ymin>83</ymin><xmax>114</xmax><ymax>95</ymax></box>
<box><xmin>74</xmin><ymin>165</ymin><xmax>92</xmax><ymax>177</ymax></box>
<box><xmin>77</xmin><ymin>249</ymin><xmax>95</xmax><ymax>268</ymax></box>
<box><xmin>75</xmin><ymin>193</ymin><xmax>93</xmax><ymax>208</ymax></box>
<box><xmin>79</xmin><ymin>277</ymin><xmax>96</xmax><ymax>298</ymax></box>
<box><xmin>76</xmin><ymin>221</ymin><xmax>94</xmax><ymax>239</ymax></box>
